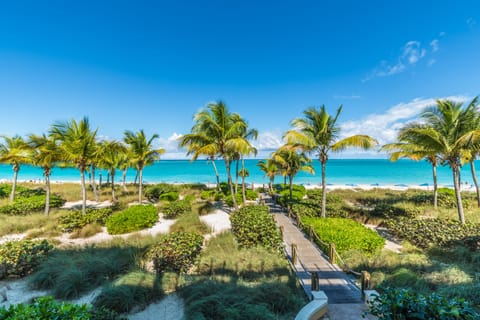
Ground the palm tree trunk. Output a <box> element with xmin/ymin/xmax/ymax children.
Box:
<box><xmin>44</xmin><ymin>169</ymin><xmax>51</xmax><ymax>216</ymax></box>
<box><xmin>321</xmin><ymin>160</ymin><xmax>327</xmax><ymax>218</ymax></box>
<box><xmin>470</xmin><ymin>160</ymin><xmax>480</xmax><ymax>207</ymax></box>
<box><xmin>289</xmin><ymin>175</ymin><xmax>293</xmax><ymax>208</ymax></box>
<box><xmin>91</xmin><ymin>165</ymin><xmax>99</xmax><ymax>202</ymax></box>
<box><xmin>10</xmin><ymin>166</ymin><xmax>19</xmax><ymax>203</ymax></box>
<box><xmin>122</xmin><ymin>168</ymin><xmax>128</xmax><ymax>192</ymax></box>
<box><xmin>210</xmin><ymin>158</ymin><xmax>221</xmax><ymax>191</ymax></box>
<box><xmin>138</xmin><ymin>167</ymin><xmax>143</xmax><ymax>203</ymax></box>
<box><xmin>269</xmin><ymin>177</ymin><xmax>274</xmax><ymax>194</ymax></box>
<box><xmin>225</xmin><ymin>159</ymin><xmax>238</xmax><ymax>209</ymax></box>
<box><xmin>80</xmin><ymin>167</ymin><xmax>87</xmax><ymax>215</ymax></box>
<box><xmin>432</xmin><ymin>163</ymin><xmax>438</xmax><ymax>209</ymax></box>
<box><xmin>235</xmin><ymin>159</ymin><xmax>239</xmax><ymax>195</ymax></box>
<box><xmin>111</xmin><ymin>169</ymin><xmax>116</xmax><ymax>202</ymax></box>
<box><xmin>452</xmin><ymin>164</ymin><xmax>465</xmax><ymax>224</ymax></box>
<box><xmin>134</xmin><ymin>170</ymin><xmax>139</xmax><ymax>185</ymax></box>
<box><xmin>241</xmin><ymin>156</ymin><xmax>246</xmax><ymax>205</ymax></box>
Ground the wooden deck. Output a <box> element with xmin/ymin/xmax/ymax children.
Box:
<box><xmin>266</xmin><ymin>198</ymin><xmax>362</xmax><ymax>304</ymax></box>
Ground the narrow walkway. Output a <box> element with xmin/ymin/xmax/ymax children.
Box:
<box><xmin>266</xmin><ymin>197</ymin><xmax>362</xmax><ymax>304</ymax></box>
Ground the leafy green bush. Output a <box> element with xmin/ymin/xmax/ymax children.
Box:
<box><xmin>224</xmin><ymin>190</ymin><xmax>258</xmax><ymax>207</ymax></box>
<box><xmin>302</xmin><ymin>217</ymin><xmax>385</xmax><ymax>255</ymax></box>
<box><xmin>159</xmin><ymin>191</ymin><xmax>179</xmax><ymax>201</ymax></box>
<box><xmin>0</xmin><ymin>239</ymin><xmax>53</xmax><ymax>279</ymax></box>
<box><xmin>106</xmin><ymin>205</ymin><xmax>158</xmax><ymax>234</ymax></box>
<box><xmin>230</xmin><ymin>205</ymin><xmax>283</xmax><ymax>252</ymax></box>
<box><xmin>146</xmin><ymin>232</ymin><xmax>203</xmax><ymax>273</ymax></box>
<box><xmin>385</xmin><ymin>217</ymin><xmax>480</xmax><ymax>249</ymax></box>
<box><xmin>0</xmin><ymin>195</ymin><xmax>65</xmax><ymax>215</ymax></box>
<box><xmin>144</xmin><ymin>183</ymin><xmax>178</xmax><ymax>202</ymax></box>
<box><xmin>59</xmin><ymin>207</ymin><xmax>114</xmax><ymax>232</ymax></box>
<box><xmin>371</xmin><ymin>203</ymin><xmax>421</xmax><ymax>218</ymax></box>
<box><xmin>162</xmin><ymin>199</ymin><xmax>192</xmax><ymax>219</ymax></box>
<box><xmin>0</xmin><ymin>184</ymin><xmax>35</xmax><ymax>199</ymax></box>
<box><xmin>0</xmin><ymin>296</ymin><xmax>123</xmax><ymax>320</ymax></box>
<box><xmin>367</xmin><ymin>288</ymin><xmax>479</xmax><ymax>320</ymax></box>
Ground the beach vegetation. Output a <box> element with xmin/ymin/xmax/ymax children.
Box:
<box><xmin>193</xmin><ymin>200</ymin><xmax>216</xmax><ymax>215</ymax></box>
<box><xmin>284</xmin><ymin>105</ymin><xmax>378</xmax><ymax>217</ymax></box>
<box><xmin>146</xmin><ymin>232</ymin><xmax>203</xmax><ymax>273</ymax></box>
<box><xmin>0</xmin><ymin>239</ymin><xmax>53</xmax><ymax>279</ymax></box>
<box><xmin>144</xmin><ymin>183</ymin><xmax>178</xmax><ymax>202</ymax></box>
<box><xmin>0</xmin><ymin>194</ymin><xmax>65</xmax><ymax>215</ymax></box>
<box><xmin>162</xmin><ymin>198</ymin><xmax>192</xmax><ymax>218</ymax></box>
<box><xmin>0</xmin><ymin>135</ymin><xmax>32</xmax><ymax>203</ymax></box>
<box><xmin>59</xmin><ymin>207</ymin><xmax>114</xmax><ymax>232</ymax></box>
<box><xmin>170</xmin><ymin>211</ymin><xmax>210</xmax><ymax>234</ymax></box>
<box><xmin>123</xmin><ymin>130</ymin><xmax>165</xmax><ymax>203</ymax></box>
<box><xmin>257</xmin><ymin>159</ymin><xmax>280</xmax><ymax>194</ymax></box>
<box><xmin>106</xmin><ymin>204</ymin><xmax>158</xmax><ymax>235</ymax></box>
<box><xmin>230</xmin><ymin>205</ymin><xmax>283</xmax><ymax>252</ymax></box>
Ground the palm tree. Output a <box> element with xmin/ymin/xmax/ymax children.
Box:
<box><xmin>50</xmin><ymin>117</ymin><xmax>98</xmax><ymax>214</ymax></box>
<box><xmin>285</xmin><ymin>105</ymin><xmax>378</xmax><ymax>217</ymax></box>
<box><xmin>28</xmin><ymin>134</ymin><xmax>62</xmax><ymax>215</ymax></box>
<box><xmin>0</xmin><ymin>135</ymin><xmax>32</xmax><ymax>202</ymax></box>
<box><xmin>257</xmin><ymin>158</ymin><xmax>279</xmax><ymax>193</ymax></box>
<box><xmin>404</xmin><ymin>98</ymin><xmax>480</xmax><ymax>224</ymax></box>
<box><xmin>124</xmin><ymin>130</ymin><xmax>164</xmax><ymax>203</ymax></box>
<box><xmin>179</xmin><ymin>101</ymin><xmax>248</xmax><ymax>209</ymax></box>
<box><xmin>272</xmin><ymin>146</ymin><xmax>315</xmax><ymax>207</ymax></box>
<box><xmin>97</xmin><ymin>140</ymin><xmax>128</xmax><ymax>202</ymax></box>
<box><xmin>382</xmin><ymin>125</ymin><xmax>440</xmax><ymax>209</ymax></box>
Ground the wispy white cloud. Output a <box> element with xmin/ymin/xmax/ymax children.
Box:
<box><xmin>340</xmin><ymin>95</ymin><xmax>470</xmax><ymax>147</ymax></box>
<box><xmin>430</xmin><ymin>39</ymin><xmax>440</xmax><ymax>52</ymax></box>
<box><xmin>155</xmin><ymin>132</ymin><xmax>187</xmax><ymax>159</ymax></box>
<box><xmin>334</xmin><ymin>94</ymin><xmax>362</xmax><ymax>100</ymax></box>
<box><xmin>427</xmin><ymin>59</ymin><xmax>436</xmax><ymax>67</ymax></box>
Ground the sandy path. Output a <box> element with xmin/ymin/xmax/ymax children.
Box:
<box><xmin>365</xmin><ymin>224</ymin><xmax>403</xmax><ymax>253</ymax></box>
<box><xmin>200</xmin><ymin>209</ymin><xmax>231</xmax><ymax>236</ymax></box>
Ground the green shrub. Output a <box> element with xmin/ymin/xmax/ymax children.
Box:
<box><xmin>162</xmin><ymin>199</ymin><xmax>192</xmax><ymax>219</ymax></box>
<box><xmin>106</xmin><ymin>205</ymin><xmax>158</xmax><ymax>235</ymax></box>
<box><xmin>278</xmin><ymin>190</ymin><xmax>304</xmax><ymax>207</ymax></box>
<box><xmin>230</xmin><ymin>205</ymin><xmax>283</xmax><ymax>252</ymax></box>
<box><xmin>385</xmin><ymin>217</ymin><xmax>480</xmax><ymax>249</ymax></box>
<box><xmin>200</xmin><ymin>190</ymin><xmax>220</xmax><ymax>200</ymax></box>
<box><xmin>0</xmin><ymin>195</ymin><xmax>65</xmax><ymax>215</ymax></box>
<box><xmin>224</xmin><ymin>190</ymin><xmax>258</xmax><ymax>207</ymax></box>
<box><xmin>159</xmin><ymin>191</ymin><xmax>179</xmax><ymax>201</ymax></box>
<box><xmin>0</xmin><ymin>184</ymin><xmax>34</xmax><ymax>199</ymax></box>
<box><xmin>59</xmin><ymin>207</ymin><xmax>114</xmax><ymax>232</ymax></box>
<box><xmin>194</xmin><ymin>201</ymin><xmax>216</xmax><ymax>216</ymax></box>
<box><xmin>144</xmin><ymin>184</ymin><xmax>177</xmax><ymax>202</ymax></box>
<box><xmin>146</xmin><ymin>232</ymin><xmax>203</xmax><ymax>273</ymax></box>
<box><xmin>0</xmin><ymin>239</ymin><xmax>53</xmax><ymax>279</ymax></box>
<box><xmin>371</xmin><ymin>203</ymin><xmax>421</xmax><ymax>218</ymax></box>
<box><xmin>0</xmin><ymin>296</ymin><xmax>123</xmax><ymax>320</ymax></box>
<box><xmin>302</xmin><ymin>217</ymin><xmax>385</xmax><ymax>255</ymax></box>
<box><xmin>367</xmin><ymin>288</ymin><xmax>479</xmax><ymax>320</ymax></box>
<box><xmin>170</xmin><ymin>212</ymin><xmax>210</xmax><ymax>235</ymax></box>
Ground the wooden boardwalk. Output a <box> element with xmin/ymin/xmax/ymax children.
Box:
<box><xmin>266</xmin><ymin>198</ymin><xmax>362</xmax><ymax>304</ymax></box>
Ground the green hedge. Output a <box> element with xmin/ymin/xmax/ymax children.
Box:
<box><xmin>106</xmin><ymin>205</ymin><xmax>158</xmax><ymax>235</ymax></box>
<box><xmin>225</xmin><ymin>189</ymin><xmax>259</xmax><ymax>207</ymax></box>
<box><xmin>162</xmin><ymin>199</ymin><xmax>192</xmax><ymax>219</ymax></box>
<box><xmin>146</xmin><ymin>232</ymin><xmax>203</xmax><ymax>273</ymax></box>
<box><xmin>367</xmin><ymin>288</ymin><xmax>479</xmax><ymax>320</ymax></box>
<box><xmin>386</xmin><ymin>217</ymin><xmax>480</xmax><ymax>249</ymax></box>
<box><xmin>302</xmin><ymin>217</ymin><xmax>385</xmax><ymax>255</ymax></box>
<box><xmin>59</xmin><ymin>207</ymin><xmax>114</xmax><ymax>232</ymax></box>
<box><xmin>0</xmin><ymin>239</ymin><xmax>53</xmax><ymax>279</ymax></box>
<box><xmin>144</xmin><ymin>183</ymin><xmax>178</xmax><ymax>202</ymax></box>
<box><xmin>230</xmin><ymin>205</ymin><xmax>283</xmax><ymax>252</ymax></box>
<box><xmin>0</xmin><ymin>195</ymin><xmax>65</xmax><ymax>215</ymax></box>
<box><xmin>0</xmin><ymin>296</ymin><xmax>122</xmax><ymax>320</ymax></box>
<box><xmin>159</xmin><ymin>191</ymin><xmax>179</xmax><ymax>201</ymax></box>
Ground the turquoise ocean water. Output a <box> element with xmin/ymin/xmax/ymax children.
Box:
<box><xmin>0</xmin><ymin>159</ymin><xmax>477</xmax><ymax>187</ymax></box>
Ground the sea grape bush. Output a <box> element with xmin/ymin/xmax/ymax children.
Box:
<box><xmin>59</xmin><ymin>207</ymin><xmax>114</xmax><ymax>232</ymax></box>
<box><xmin>0</xmin><ymin>239</ymin><xmax>53</xmax><ymax>279</ymax></box>
<box><xmin>224</xmin><ymin>190</ymin><xmax>259</xmax><ymax>207</ymax></box>
<box><xmin>302</xmin><ymin>217</ymin><xmax>385</xmax><ymax>255</ymax></box>
<box><xmin>106</xmin><ymin>205</ymin><xmax>158</xmax><ymax>234</ymax></box>
<box><xmin>230</xmin><ymin>205</ymin><xmax>283</xmax><ymax>252</ymax></box>
<box><xmin>366</xmin><ymin>288</ymin><xmax>480</xmax><ymax>320</ymax></box>
<box><xmin>0</xmin><ymin>195</ymin><xmax>65</xmax><ymax>215</ymax></box>
<box><xmin>159</xmin><ymin>191</ymin><xmax>179</xmax><ymax>201</ymax></box>
<box><xmin>162</xmin><ymin>199</ymin><xmax>192</xmax><ymax>219</ymax></box>
<box><xmin>146</xmin><ymin>232</ymin><xmax>203</xmax><ymax>273</ymax></box>
<box><xmin>386</xmin><ymin>217</ymin><xmax>480</xmax><ymax>249</ymax></box>
<box><xmin>144</xmin><ymin>183</ymin><xmax>178</xmax><ymax>202</ymax></box>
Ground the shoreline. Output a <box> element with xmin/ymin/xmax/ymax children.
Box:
<box><xmin>3</xmin><ymin>179</ymin><xmax>475</xmax><ymax>192</ymax></box>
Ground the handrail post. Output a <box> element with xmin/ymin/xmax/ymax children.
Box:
<box><xmin>361</xmin><ymin>270</ymin><xmax>371</xmax><ymax>300</ymax></box>
<box><xmin>296</xmin><ymin>214</ymin><xmax>300</xmax><ymax>226</ymax></box>
<box><xmin>329</xmin><ymin>243</ymin><xmax>336</xmax><ymax>264</ymax></box>
<box><xmin>311</xmin><ymin>271</ymin><xmax>319</xmax><ymax>292</ymax></box>
<box><xmin>279</xmin><ymin>226</ymin><xmax>284</xmax><ymax>238</ymax></box>
<box><xmin>291</xmin><ymin>243</ymin><xmax>298</xmax><ymax>265</ymax></box>
<box><xmin>309</xmin><ymin>225</ymin><xmax>314</xmax><ymax>241</ymax></box>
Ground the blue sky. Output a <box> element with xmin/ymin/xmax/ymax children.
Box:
<box><xmin>0</xmin><ymin>1</ymin><xmax>479</xmax><ymax>158</ymax></box>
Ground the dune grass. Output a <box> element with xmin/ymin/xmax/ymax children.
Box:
<box><xmin>0</xmin><ymin>209</ymin><xmax>66</xmax><ymax>238</ymax></box>
<box><xmin>170</xmin><ymin>211</ymin><xmax>210</xmax><ymax>235</ymax></box>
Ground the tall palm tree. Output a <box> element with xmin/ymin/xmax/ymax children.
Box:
<box><xmin>97</xmin><ymin>140</ymin><xmax>128</xmax><ymax>202</ymax></box>
<box><xmin>124</xmin><ymin>130</ymin><xmax>164</xmax><ymax>203</ymax></box>
<box><xmin>179</xmin><ymin>101</ymin><xmax>248</xmax><ymax>209</ymax></box>
<box><xmin>28</xmin><ymin>134</ymin><xmax>62</xmax><ymax>215</ymax></box>
<box><xmin>50</xmin><ymin>117</ymin><xmax>98</xmax><ymax>215</ymax></box>
<box><xmin>403</xmin><ymin>98</ymin><xmax>480</xmax><ymax>224</ymax></box>
<box><xmin>285</xmin><ymin>105</ymin><xmax>378</xmax><ymax>217</ymax></box>
<box><xmin>382</xmin><ymin>125</ymin><xmax>440</xmax><ymax>209</ymax></box>
<box><xmin>272</xmin><ymin>146</ymin><xmax>315</xmax><ymax>207</ymax></box>
<box><xmin>257</xmin><ymin>158</ymin><xmax>279</xmax><ymax>193</ymax></box>
<box><xmin>0</xmin><ymin>135</ymin><xmax>32</xmax><ymax>202</ymax></box>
